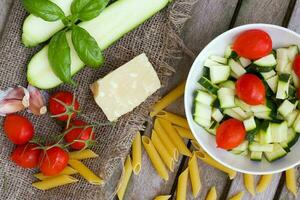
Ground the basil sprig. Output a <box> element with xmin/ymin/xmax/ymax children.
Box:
<box><xmin>72</xmin><ymin>26</ymin><xmax>104</xmax><ymax>67</ymax></box>
<box><xmin>48</xmin><ymin>31</ymin><xmax>73</xmax><ymax>84</ymax></box>
<box><xmin>71</xmin><ymin>0</ymin><xmax>110</xmax><ymax>21</ymax></box>
<box><xmin>22</xmin><ymin>0</ymin><xmax>65</xmax><ymax>21</ymax></box>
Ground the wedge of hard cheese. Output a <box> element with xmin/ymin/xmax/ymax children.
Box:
<box><xmin>91</xmin><ymin>53</ymin><xmax>161</xmax><ymax>121</ymax></box>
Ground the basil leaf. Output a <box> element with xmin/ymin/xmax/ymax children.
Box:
<box><xmin>22</xmin><ymin>0</ymin><xmax>65</xmax><ymax>21</ymax></box>
<box><xmin>71</xmin><ymin>26</ymin><xmax>104</xmax><ymax>67</ymax></box>
<box><xmin>48</xmin><ymin>31</ymin><xmax>73</xmax><ymax>83</ymax></box>
<box><xmin>71</xmin><ymin>0</ymin><xmax>109</xmax><ymax>21</ymax></box>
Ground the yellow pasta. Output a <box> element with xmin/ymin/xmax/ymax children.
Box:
<box><xmin>256</xmin><ymin>174</ymin><xmax>273</xmax><ymax>193</ymax></box>
<box><xmin>153</xmin><ymin>195</ymin><xmax>171</xmax><ymax>200</ymax></box>
<box><xmin>244</xmin><ymin>173</ymin><xmax>255</xmax><ymax>196</ymax></box>
<box><xmin>176</xmin><ymin>168</ymin><xmax>189</xmax><ymax>200</ymax></box>
<box><xmin>286</xmin><ymin>168</ymin><xmax>297</xmax><ymax>197</ymax></box>
<box><xmin>228</xmin><ymin>191</ymin><xmax>244</xmax><ymax>200</ymax></box>
<box><xmin>150</xmin><ymin>81</ymin><xmax>185</xmax><ymax>117</ymax></box>
<box><xmin>154</xmin><ymin>119</ymin><xmax>179</xmax><ymax>161</ymax></box>
<box><xmin>158</xmin><ymin>118</ymin><xmax>192</xmax><ymax>157</ymax></box>
<box><xmin>34</xmin><ymin>166</ymin><xmax>78</xmax><ymax>180</ymax></box>
<box><xmin>151</xmin><ymin>130</ymin><xmax>175</xmax><ymax>172</ymax></box>
<box><xmin>142</xmin><ymin>136</ymin><xmax>169</xmax><ymax>181</ymax></box>
<box><xmin>131</xmin><ymin>132</ymin><xmax>142</xmax><ymax>175</ymax></box>
<box><xmin>68</xmin><ymin>159</ymin><xmax>104</xmax><ymax>185</ymax></box>
<box><xmin>191</xmin><ymin>139</ymin><xmax>201</xmax><ymax>150</ymax></box>
<box><xmin>69</xmin><ymin>149</ymin><xmax>99</xmax><ymax>160</ymax></box>
<box><xmin>156</xmin><ymin>110</ymin><xmax>189</xmax><ymax>129</ymax></box>
<box><xmin>188</xmin><ymin>153</ymin><xmax>201</xmax><ymax>197</ymax></box>
<box><xmin>117</xmin><ymin>155</ymin><xmax>133</xmax><ymax>200</ymax></box>
<box><xmin>173</xmin><ymin>125</ymin><xmax>194</xmax><ymax>139</ymax></box>
<box><xmin>195</xmin><ymin>151</ymin><xmax>236</xmax><ymax>179</ymax></box>
<box><xmin>205</xmin><ymin>186</ymin><xmax>217</xmax><ymax>200</ymax></box>
<box><xmin>32</xmin><ymin>175</ymin><xmax>78</xmax><ymax>190</ymax></box>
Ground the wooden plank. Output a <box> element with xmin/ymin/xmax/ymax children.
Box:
<box><xmin>0</xmin><ymin>0</ymin><xmax>13</xmax><ymax>37</ymax></box>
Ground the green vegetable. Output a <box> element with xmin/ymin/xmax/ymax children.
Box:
<box><xmin>71</xmin><ymin>26</ymin><xmax>104</xmax><ymax>67</ymax></box>
<box><xmin>71</xmin><ymin>0</ymin><xmax>109</xmax><ymax>21</ymax></box>
<box><xmin>48</xmin><ymin>31</ymin><xmax>72</xmax><ymax>84</ymax></box>
<box><xmin>22</xmin><ymin>0</ymin><xmax>65</xmax><ymax>21</ymax></box>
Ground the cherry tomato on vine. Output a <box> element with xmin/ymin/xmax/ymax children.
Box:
<box><xmin>11</xmin><ymin>143</ymin><xmax>41</xmax><ymax>168</ymax></box>
<box><xmin>4</xmin><ymin>114</ymin><xmax>34</xmax><ymax>144</ymax></box>
<box><xmin>39</xmin><ymin>146</ymin><xmax>69</xmax><ymax>176</ymax></box>
<box><xmin>235</xmin><ymin>74</ymin><xmax>266</xmax><ymax>105</ymax></box>
<box><xmin>64</xmin><ymin>119</ymin><xmax>95</xmax><ymax>150</ymax></box>
<box><xmin>233</xmin><ymin>29</ymin><xmax>272</xmax><ymax>60</ymax></box>
<box><xmin>216</xmin><ymin>118</ymin><xmax>246</xmax><ymax>150</ymax></box>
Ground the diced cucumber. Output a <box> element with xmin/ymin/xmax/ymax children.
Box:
<box><xmin>254</xmin><ymin>54</ymin><xmax>277</xmax><ymax>70</ymax></box>
<box><xmin>251</xmin><ymin>105</ymin><xmax>271</xmax><ymax>113</ymax></box>
<box><xmin>270</xmin><ymin>121</ymin><xmax>288</xmax><ymax>143</ymax></box>
<box><xmin>239</xmin><ymin>57</ymin><xmax>251</xmax><ymax>67</ymax></box>
<box><xmin>278</xmin><ymin>100</ymin><xmax>296</xmax><ymax>117</ymax></box>
<box><xmin>291</xmin><ymin>70</ymin><xmax>299</xmax><ymax>88</ymax></box>
<box><xmin>205</xmin><ymin>121</ymin><xmax>218</xmax><ymax>135</ymax></box>
<box><xmin>287</xmin><ymin>45</ymin><xmax>299</xmax><ymax>61</ymax></box>
<box><xmin>276</xmin><ymin>74</ymin><xmax>290</xmax><ymax>100</ymax></box>
<box><xmin>228</xmin><ymin>59</ymin><xmax>247</xmax><ymax>77</ymax></box>
<box><xmin>224</xmin><ymin>45</ymin><xmax>238</xmax><ymax>59</ymax></box>
<box><xmin>202</xmin><ymin>66</ymin><xmax>210</xmax><ymax>79</ymax></box>
<box><xmin>193</xmin><ymin>102</ymin><xmax>212</xmax><ymax>120</ymax></box>
<box><xmin>286</xmin><ymin>110</ymin><xmax>299</xmax><ymax>127</ymax></box>
<box><xmin>212</xmin><ymin>108</ymin><xmax>223</xmax><ymax>122</ymax></box>
<box><xmin>219</xmin><ymin>80</ymin><xmax>235</xmax><ymax>90</ymax></box>
<box><xmin>254</xmin><ymin>111</ymin><xmax>272</xmax><ymax>120</ymax></box>
<box><xmin>217</xmin><ymin>88</ymin><xmax>235</xmax><ymax>108</ymax></box>
<box><xmin>293</xmin><ymin>112</ymin><xmax>300</xmax><ymax>132</ymax></box>
<box><xmin>250</xmin><ymin>151</ymin><xmax>263</xmax><ymax>161</ymax></box>
<box><xmin>230</xmin><ymin>71</ymin><xmax>239</xmax><ymax>79</ymax></box>
<box><xmin>266</xmin><ymin>75</ymin><xmax>278</xmax><ymax>93</ymax></box>
<box><xmin>254</xmin><ymin>134</ymin><xmax>260</xmax><ymax>142</ymax></box>
<box><xmin>276</xmin><ymin>48</ymin><xmax>289</xmax><ymax>73</ymax></box>
<box><xmin>249</xmin><ymin>142</ymin><xmax>274</xmax><ymax>152</ymax></box>
<box><xmin>261</xmin><ymin>70</ymin><xmax>276</xmax><ymax>80</ymax></box>
<box><xmin>233</xmin><ymin>141</ymin><xmax>249</xmax><ymax>151</ymax></box>
<box><xmin>264</xmin><ymin>144</ymin><xmax>287</xmax><ymax>162</ymax></box>
<box><xmin>223</xmin><ymin>108</ymin><xmax>243</xmax><ymax>121</ymax></box>
<box><xmin>288</xmin><ymin>85</ymin><xmax>297</xmax><ymax>99</ymax></box>
<box><xmin>240</xmin><ymin>150</ymin><xmax>249</xmax><ymax>156</ymax></box>
<box><xmin>232</xmin><ymin>107</ymin><xmax>249</xmax><ymax>119</ymax></box>
<box><xmin>194</xmin><ymin>115</ymin><xmax>211</xmax><ymax>128</ymax></box>
<box><xmin>194</xmin><ymin>90</ymin><xmax>216</xmax><ymax>106</ymax></box>
<box><xmin>235</xmin><ymin>98</ymin><xmax>251</xmax><ymax>113</ymax></box>
<box><xmin>286</xmin><ymin>128</ymin><xmax>299</xmax><ymax>148</ymax></box>
<box><xmin>280</xmin><ymin>141</ymin><xmax>290</xmax><ymax>152</ymax></box>
<box><xmin>259</xmin><ymin>121</ymin><xmax>272</xmax><ymax>144</ymax></box>
<box><xmin>243</xmin><ymin>116</ymin><xmax>256</xmax><ymax>131</ymax></box>
<box><xmin>209</xmin><ymin>55</ymin><xmax>227</xmax><ymax>64</ymax></box>
<box><xmin>229</xmin><ymin>150</ymin><xmax>244</xmax><ymax>155</ymax></box>
<box><xmin>204</xmin><ymin>59</ymin><xmax>224</xmax><ymax>67</ymax></box>
<box><xmin>210</xmin><ymin>65</ymin><xmax>230</xmax><ymax>84</ymax></box>
<box><xmin>198</xmin><ymin>77</ymin><xmax>219</xmax><ymax>95</ymax></box>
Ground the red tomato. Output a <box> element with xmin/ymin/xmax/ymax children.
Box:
<box><xmin>216</xmin><ymin>119</ymin><xmax>246</xmax><ymax>150</ymax></box>
<box><xmin>64</xmin><ymin>119</ymin><xmax>95</xmax><ymax>150</ymax></box>
<box><xmin>233</xmin><ymin>29</ymin><xmax>272</xmax><ymax>60</ymax></box>
<box><xmin>39</xmin><ymin>146</ymin><xmax>69</xmax><ymax>176</ymax></box>
<box><xmin>293</xmin><ymin>55</ymin><xmax>300</xmax><ymax>77</ymax></box>
<box><xmin>236</xmin><ymin>74</ymin><xmax>266</xmax><ymax>105</ymax></box>
<box><xmin>49</xmin><ymin>91</ymin><xmax>80</xmax><ymax>121</ymax></box>
<box><xmin>11</xmin><ymin>143</ymin><xmax>41</xmax><ymax>168</ymax></box>
<box><xmin>4</xmin><ymin>114</ymin><xmax>34</xmax><ymax>144</ymax></box>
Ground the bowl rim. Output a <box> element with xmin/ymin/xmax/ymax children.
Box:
<box><xmin>184</xmin><ymin>23</ymin><xmax>300</xmax><ymax>174</ymax></box>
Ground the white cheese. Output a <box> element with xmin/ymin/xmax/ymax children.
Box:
<box><xmin>91</xmin><ymin>53</ymin><xmax>161</xmax><ymax>121</ymax></box>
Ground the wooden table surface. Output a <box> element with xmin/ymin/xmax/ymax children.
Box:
<box><xmin>1</xmin><ymin>0</ymin><xmax>300</xmax><ymax>199</ymax></box>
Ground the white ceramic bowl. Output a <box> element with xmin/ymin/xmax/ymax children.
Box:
<box><xmin>184</xmin><ymin>23</ymin><xmax>300</xmax><ymax>174</ymax></box>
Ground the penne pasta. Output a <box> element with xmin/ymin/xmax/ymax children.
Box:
<box><xmin>256</xmin><ymin>174</ymin><xmax>273</xmax><ymax>193</ymax></box>
<box><xmin>191</xmin><ymin>139</ymin><xmax>201</xmax><ymax>150</ymax></box>
<box><xmin>32</xmin><ymin>175</ymin><xmax>78</xmax><ymax>190</ymax></box>
<box><xmin>151</xmin><ymin>130</ymin><xmax>175</xmax><ymax>171</ymax></box>
<box><xmin>244</xmin><ymin>173</ymin><xmax>255</xmax><ymax>196</ymax></box>
<box><xmin>286</xmin><ymin>168</ymin><xmax>297</xmax><ymax>197</ymax></box>
<box><xmin>154</xmin><ymin>119</ymin><xmax>179</xmax><ymax>161</ymax></box>
<box><xmin>68</xmin><ymin>159</ymin><xmax>104</xmax><ymax>185</ymax></box>
<box><xmin>69</xmin><ymin>149</ymin><xmax>99</xmax><ymax>160</ymax></box>
<box><xmin>195</xmin><ymin>151</ymin><xmax>236</xmax><ymax>179</ymax></box>
<box><xmin>34</xmin><ymin>166</ymin><xmax>78</xmax><ymax>180</ymax></box>
<box><xmin>188</xmin><ymin>153</ymin><xmax>201</xmax><ymax>197</ymax></box>
<box><xmin>150</xmin><ymin>81</ymin><xmax>185</xmax><ymax>117</ymax></box>
<box><xmin>158</xmin><ymin>118</ymin><xmax>192</xmax><ymax>157</ymax></box>
<box><xmin>176</xmin><ymin>168</ymin><xmax>189</xmax><ymax>200</ymax></box>
<box><xmin>205</xmin><ymin>186</ymin><xmax>217</xmax><ymax>200</ymax></box>
<box><xmin>228</xmin><ymin>191</ymin><xmax>244</xmax><ymax>200</ymax></box>
<box><xmin>131</xmin><ymin>132</ymin><xmax>142</xmax><ymax>174</ymax></box>
<box><xmin>117</xmin><ymin>155</ymin><xmax>133</xmax><ymax>200</ymax></box>
<box><xmin>153</xmin><ymin>195</ymin><xmax>171</xmax><ymax>200</ymax></box>
<box><xmin>174</xmin><ymin>125</ymin><xmax>194</xmax><ymax>139</ymax></box>
<box><xmin>142</xmin><ymin>136</ymin><xmax>169</xmax><ymax>181</ymax></box>
<box><xmin>155</xmin><ymin>110</ymin><xmax>189</xmax><ymax>129</ymax></box>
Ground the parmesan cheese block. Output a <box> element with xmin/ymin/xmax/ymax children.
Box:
<box><xmin>91</xmin><ymin>53</ymin><xmax>161</xmax><ymax>121</ymax></box>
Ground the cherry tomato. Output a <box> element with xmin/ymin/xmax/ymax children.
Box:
<box><xmin>49</xmin><ymin>91</ymin><xmax>80</xmax><ymax>121</ymax></box>
<box><xmin>4</xmin><ymin>114</ymin><xmax>34</xmax><ymax>144</ymax></box>
<box><xmin>39</xmin><ymin>146</ymin><xmax>69</xmax><ymax>176</ymax></box>
<box><xmin>216</xmin><ymin>118</ymin><xmax>246</xmax><ymax>150</ymax></box>
<box><xmin>64</xmin><ymin>120</ymin><xmax>95</xmax><ymax>150</ymax></box>
<box><xmin>11</xmin><ymin>143</ymin><xmax>41</xmax><ymax>168</ymax></box>
<box><xmin>293</xmin><ymin>55</ymin><xmax>300</xmax><ymax>77</ymax></box>
<box><xmin>236</xmin><ymin>74</ymin><xmax>266</xmax><ymax>105</ymax></box>
<box><xmin>233</xmin><ymin>29</ymin><xmax>272</xmax><ymax>60</ymax></box>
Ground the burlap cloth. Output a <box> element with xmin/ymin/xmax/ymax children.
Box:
<box><xmin>0</xmin><ymin>0</ymin><xmax>198</xmax><ymax>199</ymax></box>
